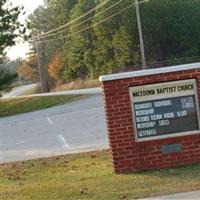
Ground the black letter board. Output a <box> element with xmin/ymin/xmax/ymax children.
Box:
<box><xmin>129</xmin><ymin>79</ymin><xmax>200</xmax><ymax>141</ymax></box>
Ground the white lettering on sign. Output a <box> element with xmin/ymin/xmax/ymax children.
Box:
<box><xmin>135</xmin><ymin>109</ymin><xmax>154</xmax><ymax>116</ymax></box>
<box><xmin>129</xmin><ymin>79</ymin><xmax>200</xmax><ymax>141</ymax></box>
<box><xmin>159</xmin><ymin>120</ymin><xmax>170</xmax><ymax>126</ymax></box>
<box><xmin>177</xmin><ymin>110</ymin><xmax>187</xmax><ymax>117</ymax></box>
<box><xmin>154</xmin><ymin>100</ymin><xmax>172</xmax><ymax>107</ymax></box>
<box><xmin>137</xmin><ymin>121</ymin><xmax>156</xmax><ymax>129</ymax></box>
<box><xmin>136</xmin><ymin>116</ymin><xmax>150</xmax><ymax>123</ymax></box>
<box><xmin>138</xmin><ymin>129</ymin><xmax>157</xmax><ymax>137</ymax></box>
<box><xmin>181</xmin><ymin>97</ymin><xmax>194</xmax><ymax>108</ymax></box>
<box><xmin>164</xmin><ymin>112</ymin><xmax>175</xmax><ymax>119</ymax></box>
<box><xmin>150</xmin><ymin>114</ymin><xmax>162</xmax><ymax>120</ymax></box>
<box><xmin>134</xmin><ymin>102</ymin><xmax>152</xmax><ymax>110</ymax></box>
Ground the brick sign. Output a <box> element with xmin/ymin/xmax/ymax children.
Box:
<box><xmin>100</xmin><ymin>63</ymin><xmax>200</xmax><ymax>173</ymax></box>
<box><xmin>129</xmin><ymin>79</ymin><xmax>200</xmax><ymax>141</ymax></box>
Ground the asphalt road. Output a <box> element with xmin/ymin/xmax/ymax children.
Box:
<box><xmin>1</xmin><ymin>94</ymin><xmax>108</xmax><ymax>163</ymax></box>
<box><xmin>2</xmin><ymin>86</ymin><xmax>102</xmax><ymax>99</ymax></box>
<box><xmin>140</xmin><ymin>191</ymin><xmax>200</xmax><ymax>200</ymax></box>
<box><xmin>1</xmin><ymin>83</ymin><xmax>38</xmax><ymax>99</ymax></box>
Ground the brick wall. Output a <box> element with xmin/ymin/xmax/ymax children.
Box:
<box><xmin>101</xmin><ymin>68</ymin><xmax>200</xmax><ymax>173</ymax></box>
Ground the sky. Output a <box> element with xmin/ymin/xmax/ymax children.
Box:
<box><xmin>6</xmin><ymin>0</ymin><xmax>44</xmax><ymax>61</ymax></box>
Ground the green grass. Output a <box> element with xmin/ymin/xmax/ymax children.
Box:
<box><xmin>0</xmin><ymin>95</ymin><xmax>88</xmax><ymax>117</ymax></box>
<box><xmin>1</xmin><ymin>150</ymin><xmax>200</xmax><ymax>200</ymax></box>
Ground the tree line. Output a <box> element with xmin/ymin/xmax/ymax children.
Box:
<box><xmin>20</xmin><ymin>0</ymin><xmax>200</xmax><ymax>88</ymax></box>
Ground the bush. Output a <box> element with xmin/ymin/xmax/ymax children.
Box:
<box><xmin>48</xmin><ymin>53</ymin><xmax>64</xmax><ymax>82</ymax></box>
<box><xmin>17</xmin><ymin>56</ymin><xmax>39</xmax><ymax>82</ymax></box>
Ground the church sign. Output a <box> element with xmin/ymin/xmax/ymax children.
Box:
<box><xmin>129</xmin><ymin>79</ymin><xmax>200</xmax><ymax>141</ymax></box>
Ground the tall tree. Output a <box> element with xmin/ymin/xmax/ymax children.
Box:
<box><xmin>27</xmin><ymin>0</ymin><xmax>200</xmax><ymax>86</ymax></box>
<box><xmin>63</xmin><ymin>0</ymin><xmax>96</xmax><ymax>81</ymax></box>
<box><xmin>141</xmin><ymin>0</ymin><xmax>200</xmax><ymax>65</ymax></box>
<box><xmin>92</xmin><ymin>0</ymin><xmax>126</xmax><ymax>75</ymax></box>
<box><xmin>112</xmin><ymin>0</ymin><xmax>141</xmax><ymax>71</ymax></box>
<box><xmin>0</xmin><ymin>0</ymin><xmax>24</xmax><ymax>61</ymax></box>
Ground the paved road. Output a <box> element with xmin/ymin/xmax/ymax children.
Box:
<box><xmin>1</xmin><ymin>83</ymin><xmax>38</xmax><ymax>99</ymax></box>
<box><xmin>2</xmin><ymin>85</ymin><xmax>102</xmax><ymax>100</ymax></box>
<box><xmin>1</xmin><ymin>94</ymin><xmax>108</xmax><ymax>163</ymax></box>
<box><xmin>140</xmin><ymin>191</ymin><xmax>200</xmax><ymax>200</ymax></box>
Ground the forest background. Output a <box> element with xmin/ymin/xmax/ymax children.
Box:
<box><xmin>5</xmin><ymin>0</ymin><xmax>200</xmax><ymax>91</ymax></box>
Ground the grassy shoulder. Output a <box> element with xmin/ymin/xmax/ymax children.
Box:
<box><xmin>19</xmin><ymin>85</ymin><xmax>41</xmax><ymax>96</ymax></box>
<box><xmin>53</xmin><ymin>79</ymin><xmax>100</xmax><ymax>92</ymax></box>
<box><xmin>0</xmin><ymin>94</ymin><xmax>88</xmax><ymax>117</ymax></box>
<box><xmin>1</xmin><ymin>150</ymin><xmax>200</xmax><ymax>200</ymax></box>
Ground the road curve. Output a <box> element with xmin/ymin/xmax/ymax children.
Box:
<box><xmin>1</xmin><ymin>83</ymin><xmax>38</xmax><ymax>99</ymax></box>
<box><xmin>2</xmin><ymin>86</ymin><xmax>102</xmax><ymax>100</ymax></box>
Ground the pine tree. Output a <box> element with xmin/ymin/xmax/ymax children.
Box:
<box><xmin>63</xmin><ymin>0</ymin><xmax>96</xmax><ymax>81</ymax></box>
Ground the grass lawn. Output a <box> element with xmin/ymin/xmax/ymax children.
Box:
<box><xmin>1</xmin><ymin>150</ymin><xmax>200</xmax><ymax>200</ymax></box>
<box><xmin>0</xmin><ymin>95</ymin><xmax>88</xmax><ymax>117</ymax></box>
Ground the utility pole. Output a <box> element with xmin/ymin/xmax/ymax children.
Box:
<box><xmin>135</xmin><ymin>0</ymin><xmax>147</xmax><ymax>70</ymax></box>
<box><xmin>35</xmin><ymin>36</ymin><xmax>44</xmax><ymax>93</ymax></box>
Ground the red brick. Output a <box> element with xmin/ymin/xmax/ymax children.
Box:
<box><xmin>179</xmin><ymin>74</ymin><xmax>191</xmax><ymax>79</ymax></box>
<box><xmin>101</xmin><ymin>68</ymin><xmax>200</xmax><ymax>173</ymax></box>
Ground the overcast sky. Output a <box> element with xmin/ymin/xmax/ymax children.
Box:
<box><xmin>6</xmin><ymin>0</ymin><xmax>44</xmax><ymax>61</ymax></box>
